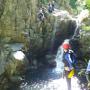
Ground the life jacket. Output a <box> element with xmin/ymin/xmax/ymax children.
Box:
<box><xmin>64</xmin><ymin>50</ymin><xmax>77</xmax><ymax>70</ymax></box>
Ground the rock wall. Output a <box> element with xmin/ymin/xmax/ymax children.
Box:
<box><xmin>0</xmin><ymin>0</ymin><xmax>55</xmax><ymax>51</ymax></box>
<box><xmin>51</xmin><ymin>15</ymin><xmax>76</xmax><ymax>53</ymax></box>
<box><xmin>0</xmin><ymin>0</ymin><xmax>55</xmax><ymax>76</ymax></box>
<box><xmin>80</xmin><ymin>30</ymin><xmax>90</xmax><ymax>59</ymax></box>
<box><xmin>0</xmin><ymin>43</ymin><xmax>29</xmax><ymax>90</ymax></box>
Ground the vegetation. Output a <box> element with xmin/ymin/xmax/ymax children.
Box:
<box><xmin>86</xmin><ymin>0</ymin><xmax>90</xmax><ymax>9</ymax></box>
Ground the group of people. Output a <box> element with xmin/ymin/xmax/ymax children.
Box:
<box><xmin>38</xmin><ymin>1</ymin><xmax>55</xmax><ymax>21</ymax></box>
<box><xmin>62</xmin><ymin>39</ymin><xmax>90</xmax><ymax>90</ymax></box>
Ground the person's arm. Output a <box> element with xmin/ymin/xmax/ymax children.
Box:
<box><xmin>63</xmin><ymin>58</ymin><xmax>71</xmax><ymax>71</ymax></box>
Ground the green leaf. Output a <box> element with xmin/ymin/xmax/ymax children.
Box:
<box><xmin>86</xmin><ymin>0</ymin><xmax>90</xmax><ymax>9</ymax></box>
<box><xmin>82</xmin><ymin>25</ymin><xmax>90</xmax><ymax>31</ymax></box>
<box><xmin>69</xmin><ymin>0</ymin><xmax>77</xmax><ymax>9</ymax></box>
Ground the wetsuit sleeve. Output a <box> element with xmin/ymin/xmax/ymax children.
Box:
<box><xmin>64</xmin><ymin>53</ymin><xmax>74</xmax><ymax>69</ymax></box>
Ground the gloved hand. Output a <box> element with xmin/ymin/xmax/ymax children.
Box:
<box><xmin>64</xmin><ymin>67</ymin><xmax>70</xmax><ymax>71</ymax></box>
<box><xmin>64</xmin><ymin>66</ymin><xmax>74</xmax><ymax>71</ymax></box>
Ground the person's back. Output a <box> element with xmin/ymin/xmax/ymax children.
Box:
<box><xmin>63</xmin><ymin>49</ymin><xmax>77</xmax><ymax>71</ymax></box>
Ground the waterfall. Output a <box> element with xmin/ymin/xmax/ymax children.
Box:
<box><xmin>53</xmin><ymin>46</ymin><xmax>64</xmax><ymax>74</ymax></box>
<box><xmin>72</xmin><ymin>9</ymin><xmax>89</xmax><ymax>39</ymax></box>
<box><xmin>51</xmin><ymin>9</ymin><xmax>89</xmax><ymax>74</ymax></box>
<box><xmin>72</xmin><ymin>19</ymin><xmax>80</xmax><ymax>39</ymax></box>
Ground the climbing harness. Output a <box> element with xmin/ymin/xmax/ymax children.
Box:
<box><xmin>68</xmin><ymin>69</ymin><xmax>75</xmax><ymax>78</ymax></box>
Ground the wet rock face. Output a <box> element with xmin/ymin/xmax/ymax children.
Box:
<box><xmin>0</xmin><ymin>43</ymin><xmax>29</xmax><ymax>89</ymax></box>
<box><xmin>0</xmin><ymin>0</ymin><xmax>55</xmax><ymax>53</ymax></box>
<box><xmin>0</xmin><ymin>0</ymin><xmax>55</xmax><ymax>72</ymax></box>
<box><xmin>69</xmin><ymin>38</ymin><xmax>82</xmax><ymax>59</ymax></box>
<box><xmin>51</xmin><ymin>19</ymin><xmax>76</xmax><ymax>53</ymax></box>
<box><xmin>0</xmin><ymin>0</ymin><xmax>37</xmax><ymax>40</ymax></box>
<box><xmin>80</xmin><ymin>30</ymin><xmax>90</xmax><ymax>59</ymax></box>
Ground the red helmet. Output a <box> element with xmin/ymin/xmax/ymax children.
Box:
<box><xmin>62</xmin><ymin>43</ymin><xmax>71</xmax><ymax>50</ymax></box>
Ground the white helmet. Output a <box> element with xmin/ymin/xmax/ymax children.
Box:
<box><xmin>63</xmin><ymin>39</ymin><xmax>70</xmax><ymax>44</ymax></box>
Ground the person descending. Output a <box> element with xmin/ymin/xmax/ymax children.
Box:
<box><xmin>62</xmin><ymin>40</ymin><xmax>77</xmax><ymax>90</ymax></box>
<box><xmin>38</xmin><ymin>8</ymin><xmax>45</xmax><ymax>21</ymax></box>
<box><xmin>48</xmin><ymin>1</ymin><xmax>55</xmax><ymax>13</ymax></box>
<box><xmin>85</xmin><ymin>60</ymin><xmax>90</xmax><ymax>87</ymax></box>
<box><xmin>52</xmin><ymin>0</ymin><xmax>55</xmax><ymax>11</ymax></box>
<box><xmin>48</xmin><ymin>3</ymin><xmax>52</xmax><ymax>13</ymax></box>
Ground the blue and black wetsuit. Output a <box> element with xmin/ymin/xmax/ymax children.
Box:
<box><xmin>63</xmin><ymin>50</ymin><xmax>77</xmax><ymax>73</ymax></box>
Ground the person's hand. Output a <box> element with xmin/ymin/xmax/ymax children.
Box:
<box><xmin>64</xmin><ymin>67</ymin><xmax>70</xmax><ymax>71</ymax></box>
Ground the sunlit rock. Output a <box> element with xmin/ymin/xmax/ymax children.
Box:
<box><xmin>52</xmin><ymin>9</ymin><xmax>73</xmax><ymax>20</ymax></box>
<box><xmin>13</xmin><ymin>51</ymin><xmax>25</xmax><ymax>61</ymax></box>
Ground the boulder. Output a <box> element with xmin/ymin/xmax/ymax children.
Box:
<box><xmin>0</xmin><ymin>43</ymin><xmax>28</xmax><ymax>77</ymax></box>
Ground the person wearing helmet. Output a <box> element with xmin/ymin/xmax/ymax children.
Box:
<box><xmin>85</xmin><ymin>60</ymin><xmax>90</xmax><ymax>88</ymax></box>
<box><xmin>62</xmin><ymin>42</ymin><xmax>77</xmax><ymax>90</ymax></box>
<box><xmin>38</xmin><ymin>8</ymin><xmax>45</xmax><ymax>21</ymax></box>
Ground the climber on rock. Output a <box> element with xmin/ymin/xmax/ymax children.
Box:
<box><xmin>38</xmin><ymin>8</ymin><xmax>45</xmax><ymax>21</ymax></box>
<box><xmin>48</xmin><ymin>1</ymin><xmax>55</xmax><ymax>13</ymax></box>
